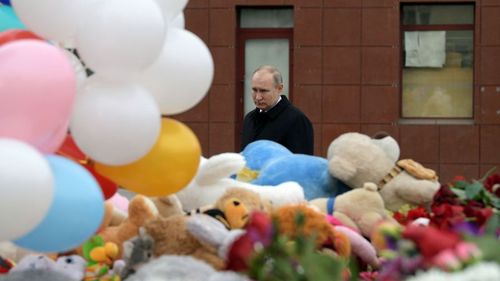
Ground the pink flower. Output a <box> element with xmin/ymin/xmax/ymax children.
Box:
<box><xmin>454</xmin><ymin>242</ymin><xmax>481</xmax><ymax>262</ymax></box>
<box><xmin>432</xmin><ymin>249</ymin><xmax>461</xmax><ymax>271</ymax></box>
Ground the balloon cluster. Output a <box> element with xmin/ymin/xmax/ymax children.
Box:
<box><xmin>0</xmin><ymin>0</ymin><xmax>210</xmax><ymax>252</ymax></box>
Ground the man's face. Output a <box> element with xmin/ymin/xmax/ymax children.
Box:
<box><xmin>251</xmin><ymin>70</ymin><xmax>283</xmax><ymax>111</ymax></box>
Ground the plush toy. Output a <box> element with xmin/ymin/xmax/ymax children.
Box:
<box><xmin>176</xmin><ymin>153</ymin><xmax>306</xmax><ymax>211</ymax></box>
<box><xmin>272</xmin><ymin>204</ymin><xmax>351</xmax><ymax>258</ymax></box>
<box><xmin>143</xmin><ymin>214</ymin><xmax>225</xmax><ymax>270</ymax></box>
<box><xmin>310</xmin><ymin>182</ymin><xmax>399</xmax><ymax>238</ymax></box>
<box><xmin>120</xmin><ymin>228</ymin><xmax>154</xmax><ymax>280</ymax></box>
<box><xmin>211</xmin><ymin>188</ymin><xmax>271</xmax><ymax>229</ymax></box>
<box><xmin>7</xmin><ymin>254</ymin><xmax>87</xmax><ymax>281</ymax></box>
<box><xmin>239</xmin><ymin>140</ymin><xmax>351</xmax><ymax>201</ymax></box>
<box><xmin>327</xmin><ymin>132</ymin><xmax>440</xmax><ymax>211</ymax></box>
<box><xmin>0</xmin><ymin>256</ymin><xmax>14</xmax><ymax>274</ymax></box>
<box><xmin>124</xmin><ymin>255</ymin><xmax>250</xmax><ymax>281</ymax></box>
<box><xmin>0</xmin><ymin>269</ymin><xmax>74</xmax><ymax>281</ymax></box>
<box><xmin>98</xmin><ymin>195</ymin><xmax>159</xmax><ymax>258</ymax></box>
<box><xmin>150</xmin><ymin>194</ymin><xmax>184</xmax><ymax>218</ymax></box>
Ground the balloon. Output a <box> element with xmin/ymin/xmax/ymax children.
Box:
<box><xmin>95</xmin><ymin>118</ymin><xmax>201</xmax><ymax>197</ymax></box>
<box><xmin>0</xmin><ymin>5</ymin><xmax>25</xmax><ymax>32</ymax></box>
<box><xmin>62</xmin><ymin>49</ymin><xmax>87</xmax><ymax>89</ymax></box>
<box><xmin>70</xmin><ymin>75</ymin><xmax>161</xmax><ymax>166</ymax></box>
<box><xmin>0</xmin><ymin>29</ymin><xmax>43</xmax><ymax>46</ymax></box>
<box><xmin>57</xmin><ymin>134</ymin><xmax>118</xmax><ymax>199</ymax></box>
<box><xmin>140</xmin><ymin>28</ymin><xmax>214</xmax><ymax>115</ymax></box>
<box><xmin>14</xmin><ymin>155</ymin><xmax>105</xmax><ymax>253</ymax></box>
<box><xmin>0</xmin><ymin>138</ymin><xmax>54</xmax><ymax>241</ymax></box>
<box><xmin>155</xmin><ymin>0</ymin><xmax>187</xmax><ymax>22</ymax></box>
<box><xmin>11</xmin><ymin>0</ymin><xmax>98</xmax><ymax>43</ymax></box>
<box><xmin>171</xmin><ymin>13</ymin><xmax>185</xmax><ymax>29</ymax></box>
<box><xmin>0</xmin><ymin>40</ymin><xmax>76</xmax><ymax>154</ymax></box>
<box><xmin>0</xmin><ymin>0</ymin><xmax>11</xmax><ymax>6</ymax></box>
<box><xmin>76</xmin><ymin>0</ymin><xmax>165</xmax><ymax>78</ymax></box>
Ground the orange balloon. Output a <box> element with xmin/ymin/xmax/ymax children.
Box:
<box><xmin>94</xmin><ymin>118</ymin><xmax>201</xmax><ymax>196</ymax></box>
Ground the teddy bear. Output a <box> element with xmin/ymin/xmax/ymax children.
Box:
<box><xmin>97</xmin><ymin>195</ymin><xmax>159</xmax><ymax>258</ymax></box>
<box><xmin>238</xmin><ymin>140</ymin><xmax>351</xmax><ymax>201</ymax></box>
<box><xmin>310</xmin><ymin>182</ymin><xmax>399</xmax><ymax>238</ymax></box>
<box><xmin>175</xmin><ymin>152</ymin><xmax>306</xmax><ymax>211</ymax></box>
<box><xmin>327</xmin><ymin>132</ymin><xmax>440</xmax><ymax>211</ymax></box>
<box><xmin>5</xmin><ymin>254</ymin><xmax>87</xmax><ymax>281</ymax></box>
<box><xmin>272</xmin><ymin>204</ymin><xmax>351</xmax><ymax>258</ymax></box>
<box><xmin>143</xmin><ymin>214</ymin><xmax>247</xmax><ymax>271</ymax></box>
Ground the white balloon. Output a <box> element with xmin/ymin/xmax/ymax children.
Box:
<box><xmin>11</xmin><ymin>0</ymin><xmax>98</xmax><ymax>42</ymax></box>
<box><xmin>0</xmin><ymin>138</ymin><xmax>54</xmax><ymax>241</ymax></box>
<box><xmin>62</xmin><ymin>49</ymin><xmax>87</xmax><ymax>90</ymax></box>
<box><xmin>70</xmin><ymin>76</ymin><xmax>161</xmax><ymax>166</ymax></box>
<box><xmin>140</xmin><ymin>28</ymin><xmax>214</xmax><ymax>115</ymax></box>
<box><xmin>76</xmin><ymin>0</ymin><xmax>166</xmax><ymax>79</ymax></box>
<box><xmin>155</xmin><ymin>0</ymin><xmax>188</xmax><ymax>22</ymax></box>
<box><xmin>171</xmin><ymin>13</ymin><xmax>185</xmax><ymax>29</ymax></box>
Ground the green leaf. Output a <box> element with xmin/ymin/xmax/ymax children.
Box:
<box><xmin>484</xmin><ymin>212</ymin><xmax>500</xmax><ymax>236</ymax></box>
<box><xmin>465</xmin><ymin>182</ymin><xmax>483</xmax><ymax>200</ymax></box>
<box><xmin>466</xmin><ymin>235</ymin><xmax>500</xmax><ymax>264</ymax></box>
<box><xmin>451</xmin><ymin>187</ymin><xmax>467</xmax><ymax>200</ymax></box>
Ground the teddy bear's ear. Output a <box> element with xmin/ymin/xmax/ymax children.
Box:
<box><xmin>196</xmin><ymin>153</ymin><xmax>246</xmax><ymax>186</ymax></box>
<box><xmin>328</xmin><ymin>157</ymin><xmax>357</xmax><ymax>182</ymax></box>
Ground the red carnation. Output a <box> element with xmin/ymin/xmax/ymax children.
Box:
<box><xmin>484</xmin><ymin>173</ymin><xmax>500</xmax><ymax>197</ymax></box>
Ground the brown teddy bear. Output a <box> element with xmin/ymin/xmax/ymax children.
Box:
<box><xmin>143</xmin><ymin>214</ymin><xmax>225</xmax><ymax>270</ymax></box>
<box><xmin>98</xmin><ymin>195</ymin><xmax>159</xmax><ymax>258</ymax></box>
<box><xmin>310</xmin><ymin>182</ymin><xmax>399</xmax><ymax>238</ymax></box>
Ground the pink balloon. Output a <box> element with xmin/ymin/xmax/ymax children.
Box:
<box><xmin>0</xmin><ymin>40</ymin><xmax>76</xmax><ymax>153</ymax></box>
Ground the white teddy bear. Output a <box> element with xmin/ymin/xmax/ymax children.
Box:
<box><xmin>175</xmin><ymin>153</ymin><xmax>305</xmax><ymax>211</ymax></box>
<box><xmin>327</xmin><ymin>132</ymin><xmax>440</xmax><ymax>212</ymax></box>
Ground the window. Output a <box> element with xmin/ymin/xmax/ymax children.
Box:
<box><xmin>401</xmin><ymin>4</ymin><xmax>474</xmax><ymax>118</ymax></box>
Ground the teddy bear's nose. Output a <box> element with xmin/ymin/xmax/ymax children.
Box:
<box><xmin>233</xmin><ymin>200</ymin><xmax>240</xmax><ymax>206</ymax></box>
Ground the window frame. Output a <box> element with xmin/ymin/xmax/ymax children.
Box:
<box><xmin>399</xmin><ymin>2</ymin><xmax>475</xmax><ymax>120</ymax></box>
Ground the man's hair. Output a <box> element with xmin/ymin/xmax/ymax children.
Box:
<box><xmin>253</xmin><ymin>65</ymin><xmax>283</xmax><ymax>87</ymax></box>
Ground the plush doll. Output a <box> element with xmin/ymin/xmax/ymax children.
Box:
<box><xmin>120</xmin><ymin>228</ymin><xmax>154</xmax><ymax>280</ymax></box>
<box><xmin>310</xmin><ymin>182</ymin><xmax>399</xmax><ymax>238</ymax></box>
<box><xmin>327</xmin><ymin>132</ymin><xmax>440</xmax><ymax>211</ymax></box>
<box><xmin>143</xmin><ymin>214</ymin><xmax>225</xmax><ymax>270</ymax></box>
<box><xmin>176</xmin><ymin>153</ymin><xmax>306</xmax><ymax>211</ymax></box>
<box><xmin>7</xmin><ymin>254</ymin><xmax>87</xmax><ymax>281</ymax></box>
<box><xmin>143</xmin><ymin>212</ymin><xmax>249</xmax><ymax>271</ymax></box>
<box><xmin>150</xmin><ymin>194</ymin><xmax>184</xmax><ymax>218</ymax></box>
<box><xmin>239</xmin><ymin>140</ymin><xmax>351</xmax><ymax>200</ymax></box>
<box><xmin>98</xmin><ymin>195</ymin><xmax>159</xmax><ymax>258</ymax></box>
<box><xmin>124</xmin><ymin>255</ymin><xmax>250</xmax><ymax>281</ymax></box>
<box><xmin>211</xmin><ymin>188</ymin><xmax>272</xmax><ymax>229</ymax></box>
<box><xmin>272</xmin><ymin>204</ymin><xmax>351</xmax><ymax>258</ymax></box>
<box><xmin>82</xmin><ymin>235</ymin><xmax>124</xmax><ymax>280</ymax></box>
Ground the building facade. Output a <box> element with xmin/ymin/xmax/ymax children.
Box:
<box><xmin>174</xmin><ymin>0</ymin><xmax>500</xmax><ymax>183</ymax></box>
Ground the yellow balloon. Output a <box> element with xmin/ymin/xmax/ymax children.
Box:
<box><xmin>94</xmin><ymin>118</ymin><xmax>201</xmax><ymax>196</ymax></box>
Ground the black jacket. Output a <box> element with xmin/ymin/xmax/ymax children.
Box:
<box><xmin>241</xmin><ymin>95</ymin><xmax>314</xmax><ymax>155</ymax></box>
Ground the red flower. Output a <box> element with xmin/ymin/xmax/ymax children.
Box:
<box><xmin>463</xmin><ymin>201</ymin><xmax>493</xmax><ymax>228</ymax></box>
<box><xmin>402</xmin><ymin>225</ymin><xmax>461</xmax><ymax>260</ymax></box>
<box><xmin>430</xmin><ymin>204</ymin><xmax>465</xmax><ymax>230</ymax></box>
<box><xmin>432</xmin><ymin>185</ymin><xmax>461</xmax><ymax>206</ymax></box>
<box><xmin>226</xmin><ymin>211</ymin><xmax>272</xmax><ymax>271</ymax></box>
<box><xmin>407</xmin><ymin>206</ymin><xmax>430</xmax><ymax>222</ymax></box>
<box><xmin>484</xmin><ymin>173</ymin><xmax>500</xmax><ymax>197</ymax></box>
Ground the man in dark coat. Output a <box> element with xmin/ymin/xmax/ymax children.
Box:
<box><xmin>241</xmin><ymin>65</ymin><xmax>314</xmax><ymax>155</ymax></box>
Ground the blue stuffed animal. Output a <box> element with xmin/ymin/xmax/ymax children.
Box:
<box><xmin>239</xmin><ymin>140</ymin><xmax>350</xmax><ymax>200</ymax></box>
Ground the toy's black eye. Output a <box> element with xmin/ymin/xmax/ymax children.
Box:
<box><xmin>66</xmin><ymin>257</ymin><xmax>73</xmax><ymax>263</ymax></box>
<box><xmin>147</xmin><ymin>252</ymin><xmax>152</xmax><ymax>258</ymax></box>
<box><xmin>233</xmin><ymin>201</ymin><xmax>240</xmax><ymax>206</ymax></box>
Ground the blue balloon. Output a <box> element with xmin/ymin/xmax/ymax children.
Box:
<box><xmin>0</xmin><ymin>0</ymin><xmax>11</xmax><ymax>6</ymax></box>
<box><xmin>0</xmin><ymin>5</ymin><xmax>25</xmax><ymax>32</ymax></box>
<box><xmin>15</xmin><ymin>155</ymin><xmax>105</xmax><ymax>253</ymax></box>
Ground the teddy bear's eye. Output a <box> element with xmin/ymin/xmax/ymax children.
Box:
<box><xmin>65</xmin><ymin>257</ymin><xmax>73</xmax><ymax>263</ymax></box>
<box><xmin>233</xmin><ymin>201</ymin><xmax>240</xmax><ymax>206</ymax></box>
